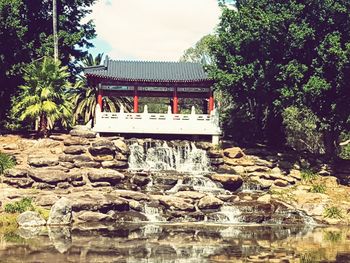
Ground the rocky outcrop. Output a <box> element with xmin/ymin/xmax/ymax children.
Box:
<box><xmin>47</xmin><ymin>197</ymin><xmax>73</xmax><ymax>225</ymax></box>
<box><xmin>209</xmin><ymin>174</ymin><xmax>243</xmax><ymax>191</ymax></box>
<box><xmin>17</xmin><ymin>211</ymin><xmax>46</xmax><ymax>227</ymax></box>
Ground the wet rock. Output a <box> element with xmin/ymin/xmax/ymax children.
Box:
<box><xmin>63</xmin><ymin>137</ymin><xmax>90</xmax><ymax>146</ymax></box>
<box><xmin>59</xmin><ymin>154</ymin><xmax>92</xmax><ymax>163</ymax></box>
<box><xmin>174</xmin><ymin>191</ymin><xmax>206</xmax><ymax>200</ymax></box>
<box><xmin>112</xmin><ymin>211</ymin><xmax>148</xmax><ymax>222</ymax></box>
<box><xmin>28</xmin><ymin>156</ymin><xmax>59</xmax><ymax>167</ymax></box>
<box><xmin>250</xmin><ymin>177</ymin><xmax>273</xmax><ymax>189</ymax></box>
<box><xmin>114</xmin><ymin>190</ymin><xmax>150</xmax><ymax>201</ymax></box>
<box><xmin>209</xmin><ymin>173</ymin><xmax>243</xmax><ymax>192</ymax></box>
<box><xmin>115</xmin><ymin>152</ymin><xmax>129</xmax><ymax>161</ymax></box>
<box><xmin>70</xmin><ymin>129</ymin><xmax>96</xmax><ymax>138</ymax></box>
<box><xmin>77</xmin><ymin>211</ymin><xmax>111</xmax><ymax>222</ymax></box>
<box><xmin>29</xmin><ymin>169</ymin><xmax>82</xmax><ymax>184</ymax></box>
<box><xmin>154</xmin><ymin>176</ymin><xmax>178</xmax><ymax>186</ymax></box>
<box><xmin>128</xmin><ymin>200</ymin><xmax>142</xmax><ymax>211</ymax></box>
<box><xmin>223</xmin><ymin>147</ymin><xmax>244</xmax><ymax>159</ymax></box>
<box><xmin>3</xmin><ymin>178</ymin><xmax>34</xmax><ymax>188</ymax></box>
<box><xmin>208</xmin><ymin>149</ymin><xmax>223</xmax><ymax>158</ymax></box>
<box><xmin>89</xmin><ymin>139</ymin><xmax>116</xmax><ymax>155</ymax></box>
<box><xmin>17</xmin><ymin>211</ymin><xmax>46</xmax><ymax>227</ymax></box>
<box><xmin>17</xmin><ymin>226</ymin><xmax>45</xmax><ymax>239</ymax></box>
<box><xmin>273</xmin><ymin>179</ymin><xmax>289</xmax><ymax>187</ymax></box>
<box><xmin>132</xmin><ymin>175</ymin><xmax>150</xmax><ymax>186</ymax></box>
<box><xmin>74</xmin><ymin>161</ymin><xmax>101</xmax><ymax>168</ymax></box>
<box><xmin>4</xmin><ymin>168</ymin><xmax>29</xmax><ymax>178</ymax></box>
<box><xmin>87</xmin><ymin>169</ymin><xmax>124</xmax><ymax>184</ymax></box>
<box><xmin>101</xmin><ymin>160</ymin><xmax>128</xmax><ymax>169</ymax></box>
<box><xmin>63</xmin><ymin>146</ymin><xmax>86</xmax><ymax>155</ymax></box>
<box><xmin>113</xmin><ymin>139</ymin><xmax>130</xmax><ymax>154</ymax></box>
<box><xmin>198</xmin><ymin>195</ymin><xmax>224</xmax><ymax>209</ymax></box>
<box><xmin>155</xmin><ymin>195</ymin><xmax>194</xmax><ymax>211</ymax></box>
<box><xmin>47</xmin><ymin>197</ymin><xmax>73</xmax><ymax>225</ymax></box>
<box><xmin>211</xmin><ymin>158</ymin><xmax>224</xmax><ymax>165</ymax></box>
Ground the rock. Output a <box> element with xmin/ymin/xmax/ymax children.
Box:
<box><xmin>3</xmin><ymin>143</ymin><xmax>18</xmax><ymax>150</ymax></box>
<box><xmin>244</xmin><ymin>166</ymin><xmax>270</xmax><ymax>173</ymax></box>
<box><xmin>57</xmin><ymin>182</ymin><xmax>71</xmax><ymax>189</ymax></box>
<box><xmin>4</xmin><ymin>168</ymin><xmax>29</xmax><ymax>178</ymax></box>
<box><xmin>223</xmin><ymin>147</ymin><xmax>244</xmax><ymax>159</ymax></box>
<box><xmin>49</xmin><ymin>135</ymin><xmax>67</xmax><ymax>141</ymax></box>
<box><xmin>74</xmin><ymin>161</ymin><xmax>101</xmax><ymax>168</ymax></box>
<box><xmin>289</xmin><ymin>169</ymin><xmax>302</xmax><ymax>180</ymax></box>
<box><xmin>209</xmin><ymin>174</ymin><xmax>243</xmax><ymax>191</ymax></box>
<box><xmin>17</xmin><ymin>226</ymin><xmax>45</xmax><ymax>239</ymax></box>
<box><xmin>319</xmin><ymin>170</ymin><xmax>331</xmax><ymax>176</ymax></box>
<box><xmin>114</xmin><ymin>190</ymin><xmax>150</xmax><ymax>201</ymax></box>
<box><xmin>112</xmin><ymin>211</ymin><xmax>148</xmax><ymax>222</ymax></box>
<box><xmin>17</xmin><ymin>211</ymin><xmax>46</xmax><ymax>227</ymax></box>
<box><xmin>113</xmin><ymin>139</ymin><xmax>130</xmax><ymax>154</ymax></box>
<box><xmin>70</xmin><ymin>129</ymin><xmax>96</xmax><ymax>138</ymax></box>
<box><xmin>257</xmin><ymin>194</ymin><xmax>271</xmax><ymax>204</ymax></box>
<box><xmin>33</xmin><ymin>182</ymin><xmax>55</xmax><ymax>190</ymax></box>
<box><xmin>87</xmin><ymin>169</ymin><xmax>125</xmax><ymax>184</ymax></box>
<box><xmin>59</xmin><ymin>154</ymin><xmax>92</xmax><ymax>163</ymax></box>
<box><xmin>89</xmin><ymin>139</ymin><xmax>116</xmax><ymax>155</ymax></box>
<box><xmin>273</xmin><ymin>179</ymin><xmax>289</xmax><ymax>187</ymax></box>
<box><xmin>77</xmin><ymin>211</ymin><xmax>111</xmax><ymax>222</ymax></box>
<box><xmin>60</xmin><ymin>162</ymin><xmax>75</xmax><ymax>169</ymax></box>
<box><xmin>270</xmin><ymin>167</ymin><xmax>283</xmax><ymax>175</ymax></box>
<box><xmin>292</xmin><ymin>189</ymin><xmax>330</xmax><ymax>216</ymax></box>
<box><xmin>207</xmin><ymin>149</ymin><xmax>223</xmax><ymax>158</ymax></box>
<box><xmin>35</xmin><ymin>195</ymin><xmax>59</xmax><ymax>207</ymax></box>
<box><xmin>224</xmin><ymin>157</ymin><xmax>255</xmax><ymax>166</ymax></box>
<box><xmin>48</xmin><ymin>227</ymin><xmax>72</xmax><ymax>253</ymax></box>
<box><xmin>252</xmin><ymin>157</ymin><xmax>274</xmax><ymax>168</ymax></box>
<box><xmin>3</xmin><ymin>178</ymin><xmax>34</xmax><ymax>188</ymax></box>
<box><xmin>29</xmin><ymin>169</ymin><xmax>82</xmax><ymax>184</ymax></box>
<box><xmin>115</xmin><ymin>152</ymin><xmax>129</xmax><ymax>161</ymax></box>
<box><xmin>174</xmin><ymin>191</ymin><xmax>206</xmax><ymax>200</ymax></box>
<box><xmin>63</xmin><ymin>137</ymin><xmax>90</xmax><ymax>146</ymax></box>
<box><xmin>243</xmin><ymin>195</ymin><xmax>253</xmax><ymax>201</ymax></box>
<box><xmin>198</xmin><ymin>195</ymin><xmax>224</xmax><ymax>209</ymax></box>
<box><xmin>72</xmin><ymin>181</ymin><xmax>86</xmax><ymax>187</ymax></box>
<box><xmin>277</xmin><ymin>160</ymin><xmax>293</xmax><ymax>170</ymax></box>
<box><xmin>63</xmin><ymin>146</ymin><xmax>86</xmax><ymax>155</ymax></box>
<box><xmin>250</xmin><ymin>176</ymin><xmax>273</xmax><ymax>189</ymax></box>
<box><xmin>92</xmin><ymin>155</ymin><xmax>114</xmax><ymax>162</ymax></box>
<box><xmin>28</xmin><ymin>156</ymin><xmax>59</xmax><ymax>167</ymax></box>
<box><xmin>132</xmin><ymin>175</ymin><xmax>150</xmax><ymax>186</ymax></box>
<box><xmin>194</xmin><ymin>141</ymin><xmax>212</xmax><ymax>150</ymax></box>
<box><xmin>47</xmin><ymin>197</ymin><xmax>73</xmax><ymax>225</ymax></box>
<box><xmin>101</xmin><ymin>160</ymin><xmax>128</xmax><ymax>169</ymax></box>
<box><xmin>231</xmin><ymin>166</ymin><xmax>245</xmax><ymax>175</ymax></box>
<box><xmin>210</xmin><ymin>158</ymin><xmax>224</xmax><ymax>165</ymax></box>
<box><xmin>91</xmin><ymin>182</ymin><xmax>111</xmax><ymax>187</ymax></box>
<box><xmin>128</xmin><ymin>200</ymin><xmax>142</xmax><ymax>211</ymax></box>
<box><xmin>155</xmin><ymin>195</ymin><xmax>194</xmax><ymax>211</ymax></box>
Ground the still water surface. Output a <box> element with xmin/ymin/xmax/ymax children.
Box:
<box><xmin>0</xmin><ymin>223</ymin><xmax>350</xmax><ymax>262</ymax></box>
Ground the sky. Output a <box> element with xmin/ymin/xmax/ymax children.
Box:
<box><xmin>86</xmin><ymin>0</ymin><xmax>221</xmax><ymax>61</ymax></box>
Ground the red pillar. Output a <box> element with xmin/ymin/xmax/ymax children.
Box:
<box><xmin>97</xmin><ymin>88</ymin><xmax>103</xmax><ymax>111</ymax></box>
<box><xmin>173</xmin><ymin>87</ymin><xmax>178</xmax><ymax>114</ymax></box>
<box><xmin>133</xmin><ymin>86</ymin><xmax>138</xmax><ymax>113</ymax></box>
<box><xmin>208</xmin><ymin>90</ymin><xmax>214</xmax><ymax>114</ymax></box>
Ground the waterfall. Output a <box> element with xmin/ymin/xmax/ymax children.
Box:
<box><xmin>142</xmin><ymin>204</ymin><xmax>166</xmax><ymax>222</ymax></box>
<box><xmin>128</xmin><ymin>141</ymin><xmax>210</xmax><ymax>173</ymax></box>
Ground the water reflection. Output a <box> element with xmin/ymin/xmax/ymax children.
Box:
<box><xmin>1</xmin><ymin>224</ymin><xmax>350</xmax><ymax>262</ymax></box>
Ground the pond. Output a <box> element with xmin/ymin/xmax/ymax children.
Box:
<box><xmin>1</xmin><ymin>224</ymin><xmax>350</xmax><ymax>262</ymax></box>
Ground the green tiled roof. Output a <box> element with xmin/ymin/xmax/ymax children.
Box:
<box><xmin>84</xmin><ymin>57</ymin><xmax>211</xmax><ymax>83</ymax></box>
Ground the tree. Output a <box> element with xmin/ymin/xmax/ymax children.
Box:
<box><xmin>209</xmin><ymin>0</ymin><xmax>350</xmax><ymax>156</ymax></box>
<box><xmin>11</xmin><ymin>57</ymin><xmax>72</xmax><ymax>136</ymax></box>
<box><xmin>180</xmin><ymin>35</ymin><xmax>216</xmax><ymax>65</ymax></box>
<box><xmin>0</xmin><ymin>0</ymin><xmax>96</xmax><ymax>126</ymax></box>
<box><xmin>72</xmin><ymin>53</ymin><xmax>132</xmax><ymax>124</ymax></box>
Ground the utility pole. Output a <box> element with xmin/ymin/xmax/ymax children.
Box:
<box><xmin>53</xmin><ymin>0</ymin><xmax>58</xmax><ymax>61</ymax></box>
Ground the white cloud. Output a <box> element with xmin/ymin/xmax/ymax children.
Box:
<box><xmin>88</xmin><ymin>0</ymin><xmax>220</xmax><ymax>61</ymax></box>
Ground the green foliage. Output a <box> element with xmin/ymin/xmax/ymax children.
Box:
<box><xmin>4</xmin><ymin>197</ymin><xmax>34</xmax><ymax>214</ymax></box>
<box><xmin>0</xmin><ymin>213</ymin><xmax>19</xmax><ymax>227</ymax></box>
<box><xmin>209</xmin><ymin>0</ymin><xmax>350</xmax><ymax>153</ymax></box>
<box><xmin>300</xmin><ymin>169</ymin><xmax>318</xmax><ymax>182</ymax></box>
<box><xmin>324</xmin><ymin>206</ymin><xmax>343</xmax><ymax>219</ymax></box>
<box><xmin>282</xmin><ymin>106</ymin><xmax>324</xmax><ymax>154</ymax></box>
<box><xmin>11</xmin><ymin>57</ymin><xmax>73</xmax><ymax>135</ymax></box>
<box><xmin>323</xmin><ymin>231</ymin><xmax>342</xmax><ymax>243</ymax></box>
<box><xmin>180</xmin><ymin>35</ymin><xmax>216</xmax><ymax>65</ymax></box>
<box><xmin>0</xmin><ymin>0</ymin><xmax>96</xmax><ymax>126</ymax></box>
<box><xmin>309</xmin><ymin>184</ymin><xmax>326</xmax><ymax>194</ymax></box>
<box><xmin>339</xmin><ymin>132</ymin><xmax>350</xmax><ymax>160</ymax></box>
<box><xmin>0</xmin><ymin>152</ymin><xmax>15</xmax><ymax>175</ymax></box>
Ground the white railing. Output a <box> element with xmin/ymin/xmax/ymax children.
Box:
<box><xmin>93</xmin><ymin>105</ymin><xmax>221</xmax><ymax>138</ymax></box>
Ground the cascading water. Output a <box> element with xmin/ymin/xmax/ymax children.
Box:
<box><xmin>142</xmin><ymin>204</ymin><xmax>166</xmax><ymax>222</ymax></box>
<box><xmin>128</xmin><ymin>141</ymin><xmax>210</xmax><ymax>173</ymax></box>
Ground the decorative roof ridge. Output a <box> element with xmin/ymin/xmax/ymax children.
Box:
<box><xmin>106</xmin><ymin>59</ymin><xmax>202</xmax><ymax>65</ymax></box>
<box><xmin>84</xmin><ymin>65</ymin><xmax>106</xmax><ymax>70</ymax></box>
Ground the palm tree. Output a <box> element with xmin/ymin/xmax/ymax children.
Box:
<box><xmin>72</xmin><ymin>53</ymin><xmax>132</xmax><ymax>125</ymax></box>
<box><xmin>13</xmin><ymin>57</ymin><xmax>72</xmax><ymax>137</ymax></box>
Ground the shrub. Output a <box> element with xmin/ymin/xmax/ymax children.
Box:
<box><xmin>4</xmin><ymin>197</ymin><xmax>34</xmax><ymax>214</ymax></box>
<box><xmin>324</xmin><ymin>206</ymin><xmax>343</xmax><ymax>219</ymax></box>
<box><xmin>0</xmin><ymin>152</ymin><xmax>15</xmax><ymax>175</ymax></box>
<box><xmin>310</xmin><ymin>184</ymin><xmax>326</xmax><ymax>194</ymax></box>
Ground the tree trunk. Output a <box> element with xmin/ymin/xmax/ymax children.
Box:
<box><xmin>323</xmin><ymin>130</ymin><xmax>339</xmax><ymax>159</ymax></box>
<box><xmin>38</xmin><ymin>113</ymin><xmax>48</xmax><ymax>137</ymax></box>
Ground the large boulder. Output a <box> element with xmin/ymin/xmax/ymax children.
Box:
<box><xmin>87</xmin><ymin>169</ymin><xmax>124</xmax><ymax>184</ymax></box>
<box><xmin>47</xmin><ymin>197</ymin><xmax>72</xmax><ymax>225</ymax></box>
<box><xmin>209</xmin><ymin>173</ymin><xmax>243</xmax><ymax>191</ymax></box>
<box><xmin>89</xmin><ymin>139</ymin><xmax>116</xmax><ymax>155</ymax></box>
<box><xmin>28</xmin><ymin>156</ymin><xmax>59</xmax><ymax>167</ymax></box>
<box><xmin>29</xmin><ymin>169</ymin><xmax>82</xmax><ymax>184</ymax></box>
<box><xmin>63</xmin><ymin>137</ymin><xmax>90</xmax><ymax>146</ymax></box>
<box><xmin>198</xmin><ymin>195</ymin><xmax>224</xmax><ymax>209</ymax></box>
<box><xmin>77</xmin><ymin>211</ymin><xmax>111</xmax><ymax>222</ymax></box>
<box><xmin>17</xmin><ymin>211</ymin><xmax>46</xmax><ymax>227</ymax></box>
<box><xmin>223</xmin><ymin>147</ymin><xmax>245</xmax><ymax>159</ymax></box>
<box><xmin>4</xmin><ymin>168</ymin><xmax>29</xmax><ymax>178</ymax></box>
<box><xmin>3</xmin><ymin>178</ymin><xmax>34</xmax><ymax>188</ymax></box>
<box><xmin>70</xmin><ymin>129</ymin><xmax>96</xmax><ymax>138</ymax></box>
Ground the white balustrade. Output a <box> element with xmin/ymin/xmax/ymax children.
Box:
<box><xmin>93</xmin><ymin>105</ymin><xmax>221</xmax><ymax>141</ymax></box>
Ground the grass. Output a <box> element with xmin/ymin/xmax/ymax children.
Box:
<box><xmin>324</xmin><ymin>206</ymin><xmax>343</xmax><ymax>219</ymax></box>
<box><xmin>323</xmin><ymin>231</ymin><xmax>342</xmax><ymax>243</ymax></box>
<box><xmin>309</xmin><ymin>183</ymin><xmax>326</xmax><ymax>194</ymax></box>
<box><xmin>0</xmin><ymin>151</ymin><xmax>15</xmax><ymax>175</ymax></box>
<box><xmin>0</xmin><ymin>213</ymin><xmax>19</xmax><ymax>227</ymax></box>
<box><xmin>300</xmin><ymin>169</ymin><xmax>318</xmax><ymax>182</ymax></box>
